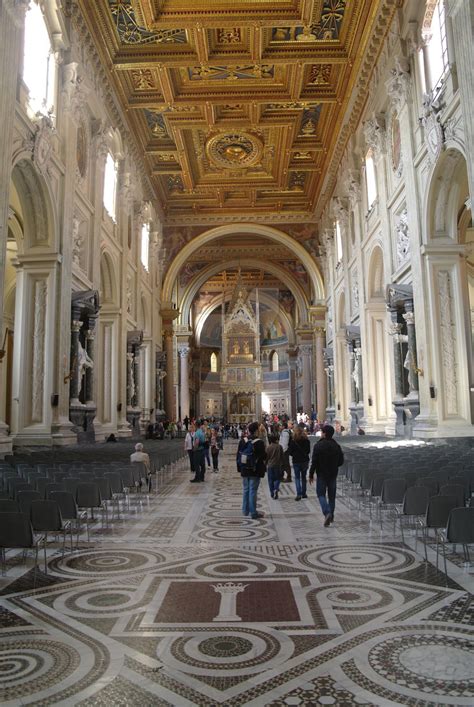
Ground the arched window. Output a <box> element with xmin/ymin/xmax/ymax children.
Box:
<box><xmin>103</xmin><ymin>153</ymin><xmax>118</xmax><ymax>221</ymax></box>
<box><xmin>23</xmin><ymin>2</ymin><xmax>56</xmax><ymax>116</ymax></box>
<box><xmin>271</xmin><ymin>351</ymin><xmax>279</xmax><ymax>372</ymax></box>
<box><xmin>210</xmin><ymin>352</ymin><xmax>218</xmax><ymax>372</ymax></box>
<box><xmin>365</xmin><ymin>149</ymin><xmax>377</xmax><ymax>209</ymax></box>
<box><xmin>420</xmin><ymin>1</ymin><xmax>448</xmax><ymax>93</ymax></box>
<box><xmin>141</xmin><ymin>222</ymin><xmax>150</xmax><ymax>271</ymax></box>
<box><xmin>335</xmin><ymin>221</ymin><xmax>343</xmax><ymax>263</ymax></box>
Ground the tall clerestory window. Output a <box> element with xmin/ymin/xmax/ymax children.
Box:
<box><xmin>103</xmin><ymin>153</ymin><xmax>118</xmax><ymax>221</ymax></box>
<box><xmin>418</xmin><ymin>1</ymin><xmax>449</xmax><ymax>94</ymax></box>
<box><xmin>335</xmin><ymin>221</ymin><xmax>343</xmax><ymax>264</ymax></box>
<box><xmin>365</xmin><ymin>149</ymin><xmax>377</xmax><ymax>210</ymax></box>
<box><xmin>23</xmin><ymin>1</ymin><xmax>56</xmax><ymax>116</ymax></box>
<box><xmin>141</xmin><ymin>222</ymin><xmax>150</xmax><ymax>271</ymax></box>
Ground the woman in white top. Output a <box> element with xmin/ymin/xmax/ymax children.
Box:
<box><xmin>184</xmin><ymin>424</ymin><xmax>195</xmax><ymax>473</ymax></box>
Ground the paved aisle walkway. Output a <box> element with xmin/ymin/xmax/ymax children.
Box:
<box><xmin>1</xmin><ymin>443</ymin><xmax>473</xmax><ymax>705</ymax></box>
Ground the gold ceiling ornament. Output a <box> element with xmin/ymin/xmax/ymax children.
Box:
<box><xmin>206</xmin><ymin>131</ymin><xmax>264</xmax><ymax>170</ymax></box>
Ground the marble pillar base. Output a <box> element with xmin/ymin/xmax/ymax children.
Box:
<box><xmin>117</xmin><ymin>419</ymin><xmax>132</xmax><ymax>438</ymax></box>
<box><xmin>392</xmin><ymin>400</ymin><xmax>406</xmax><ymax>436</ymax></box>
<box><xmin>92</xmin><ymin>418</ymin><xmax>105</xmax><ymax>443</ymax></box>
<box><xmin>0</xmin><ymin>422</ymin><xmax>12</xmax><ymax>458</ymax></box>
<box><xmin>325</xmin><ymin>406</ymin><xmax>336</xmax><ymax>423</ymax></box>
<box><xmin>403</xmin><ymin>396</ymin><xmax>420</xmax><ymax>440</ymax></box>
<box><xmin>70</xmin><ymin>404</ymin><xmax>97</xmax><ymax>444</ymax></box>
<box><xmin>126</xmin><ymin>408</ymin><xmax>142</xmax><ymax>438</ymax></box>
<box><xmin>348</xmin><ymin>404</ymin><xmax>365</xmax><ymax>435</ymax></box>
<box><xmin>51</xmin><ymin>419</ymin><xmax>78</xmax><ymax>446</ymax></box>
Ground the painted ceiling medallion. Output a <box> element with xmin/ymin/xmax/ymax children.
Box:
<box><xmin>206</xmin><ymin>132</ymin><xmax>264</xmax><ymax>170</ymax></box>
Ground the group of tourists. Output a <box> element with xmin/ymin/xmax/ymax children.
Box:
<box><xmin>184</xmin><ymin>421</ymin><xmax>224</xmax><ymax>482</ymax></box>
<box><xmin>236</xmin><ymin>420</ymin><xmax>344</xmax><ymax>525</ymax></box>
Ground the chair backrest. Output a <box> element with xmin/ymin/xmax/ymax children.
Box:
<box><xmin>416</xmin><ymin>477</ymin><xmax>439</xmax><ymax>496</ymax></box>
<box><xmin>403</xmin><ymin>472</ymin><xmax>418</xmax><ymax>488</ymax></box>
<box><xmin>45</xmin><ymin>483</ymin><xmax>65</xmax><ymax>498</ymax></box>
<box><xmin>425</xmin><ymin>495</ymin><xmax>459</xmax><ymax>529</ymax></box>
<box><xmin>402</xmin><ymin>486</ymin><xmax>430</xmax><ymax>516</ymax></box>
<box><xmin>439</xmin><ymin>484</ymin><xmax>466</xmax><ymax>507</ymax></box>
<box><xmin>381</xmin><ymin>478</ymin><xmax>407</xmax><ymax>504</ymax></box>
<box><xmin>446</xmin><ymin>507</ymin><xmax>474</xmax><ymax>544</ymax></box>
<box><xmin>93</xmin><ymin>477</ymin><xmax>112</xmax><ymax>501</ymax></box>
<box><xmin>30</xmin><ymin>499</ymin><xmax>63</xmax><ymax>532</ymax></box>
<box><xmin>0</xmin><ymin>499</ymin><xmax>19</xmax><ymax>513</ymax></box>
<box><xmin>10</xmin><ymin>481</ymin><xmax>34</xmax><ymax>500</ymax></box>
<box><xmin>0</xmin><ymin>512</ymin><xmax>34</xmax><ymax>548</ymax></box>
<box><xmin>76</xmin><ymin>482</ymin><xmax>101</xmax><ymax>507</ymax></box>
<box><xmin>34</xmin><ymin>476</ymin><xmax>50</xmax><ymax>498</ymax></box>
<box><xmin>49</xmin><ymin>491</ymin><xmax>78</xmax><ymax>520</ymax></box>
<box><xmin>104</xmin><ymin>472</ymin><xmax>123</xmax><ymax>494</ymax></box>
<box><xmin>119</xmin><ymin>467</ymin><xmax>134</xmax><ymax>486</ymax></box>
<box><xmin>17</xmin><ymin>490</ymin><xmax>41</xmax><ymax>515</ymax></box>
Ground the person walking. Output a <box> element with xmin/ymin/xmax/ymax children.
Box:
<box><xmin>237</xmin><ymin>422</ymin><xmax>267</xmax><ymax>519</ymax></box>
<box><xmin>210</xmin><ymin>428</ymin><xmax>221</xmax><ymax>472</ymax></box>
<box><xmin>279</xmin><ymin>421</ymin><xmax>293</xmax><ymax>482</ymax></box>
<box><xmin>289</xmin><ymin>425</ymin><xmax>310</xmax><ymax>501</ymax></box>
<box><xmin>190</xmin><ymin>420</ymin><xmax>206</xmax><ymax>483</ymax></box>
<box><xmin>308</xmin><ymin>424</ymin><xmax>344</xmax><ymax>526</ymax></box>
<box><xmin>184</xmin><ymin>423</ymin><xmax>195</xmax><ymax>473</ymax></box>
<box><xmin>266</xmin><ymin>434</ymin><xmax>284</xmax><ymax>499</ymax></box>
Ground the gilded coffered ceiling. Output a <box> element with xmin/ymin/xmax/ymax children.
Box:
<box><xmin>79</xmin><ymin>0</ymin><xmax>397</xmax><ymax>224</ymax></box>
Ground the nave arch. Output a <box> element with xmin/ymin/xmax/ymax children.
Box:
<box><xmin>179</xmin><ymin>258</ymin><xmax>310</xmax><ymax>328</ymax></box>
<box><xmin>162</xmin><ymin>224</ymin><xmax>325</xmax><ymax>306</ymax></box>
<box><xmin>422</xmin><ymin>147</ymin><xmax>473</xmax><ymax>426</ymax></box>
<box><xmin>194</xmin><ymin>291</ymin><xmax>297</xmax><ymax>347</ymax></box>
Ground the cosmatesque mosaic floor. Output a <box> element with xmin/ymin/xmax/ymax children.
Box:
<box><xmin>1</xmin><ymin>444</ymin><xmax>473</xmax><ymax>706</ymax></box>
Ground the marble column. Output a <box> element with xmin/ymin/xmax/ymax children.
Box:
<box><xmin>348</xmin><ymin>342</ymin><xmax>357</xmax><ymax>404</ymax></box>
<box><xmin>70</xmin><ymin>319</ymin><xmax>83</xmax><ymax>404</ymax></box>
<box><xmin>126</xmin><ymin>350</ymin><xmax>134</xmax><ymax>408</ymax></box>
<box><xmin>403</xmin><ymin>303</ymin><xmax>419</xmax><ymax>395</ymax></box>
<box><xmin>133</xmin><ymin>347</ymin><xmax>141</xmax><ymax>409</ymax></box>
<box><xmin>388</xmin><ymin>309</ymin><xmax>404</xmax><ymax>398</ymax></box>
<box><xmin>164</xmin><ymin>329</ymin><xmax>175</xmax><ymax>420</ymax></box>
<box><xmin>287</xmin><ymin>347</ymin><xmax>298</xmax><ymax>418</ymax></box>
<box><xmin>85</xmin><ymin>325</ymin><xmax>96</xmax><ymax>405</ymax></box>
<box><xmin>178</xmin><ymin>344</ymin><xmax>190</xmax><ymax>421</ymax></box>
<box><xmin>300</xmin><ymin>344</ymin><xmax>312</xmax><ymax>414</ymax></box>
<box><xmin>354</xmin><ymin>346</ymin><xmax>363</xmax><ymax>402</ymax></box>
<box><xmin>315</xmin><ymin>328</ymin><xmax>327</xmax><ymax>421</ymax></box>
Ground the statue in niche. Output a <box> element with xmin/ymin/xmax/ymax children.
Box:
<box><xmin>232</xmin><ymin>340</ymin><xmax>240</xmax><ymax>355</ymax></box>
<box><xmin>78</xmin><ymin>340</ymin><xmax>93</xmax><ymax>379</ymax></box>
<box><xmin>352</xmin><ymin>349</ymin><xmax>361</xmax><ymax>401</ymax></box>
<box><xmin>243</xmin><ymin>340</ymin><xmax>250</xmax><ymax>354</ymax></box>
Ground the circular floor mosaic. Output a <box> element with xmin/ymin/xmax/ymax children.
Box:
<box><xmin>49</xmin><ymin>549</ymin><xmax>163</xmax><ymax>576</ymax></box>
<box><xmin>299</xmin><ymin>544</ymin><xmax>415</xmax><ymax>575</ymax></box>
<box><xmin>188</xmin><ymin>558</ymin><xmax>276</xmax><ymax>578</ymax></box>
<box><xmin>369</xmin><ymin>633</ymin><xmax>474</xmax><ymax>697</ymax></box>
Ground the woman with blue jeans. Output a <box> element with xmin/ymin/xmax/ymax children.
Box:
<box><xmin>266</xmin><ymin>434</ymin><xmax>285</xmax><ymax>499</ymax></box>
<box><xmin>237</xmin><ymin>422</ymin><xmax>267</xmax><ymax>519</ymax></box>
<box><xmin>289</xmin><ymin>426</ymin><xmax>310</xmax><ymax>501</ymax></box>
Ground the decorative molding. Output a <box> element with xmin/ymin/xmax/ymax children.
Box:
<box><xmin>395</xmin><ymin>208</ymin><xmax>410</xmax><ymax>266</ymax></box>
<box><xmin>32</xmin><ymin>280</ymin><xmax>47</xmax><ymax>423</ymax></box>
<box><xmin>385</xmin><ymin>57</ymin><xmax>411</xmax><ymax>111</ymax></box>
<box><xmin>438</xmin><ymin>270</ymin><xmax>458</xmax><ymax>415</ymax></box>
<box><xmin>363</xmin><ymin>113</ymin><xmax>386</xmax><ymax>157</ymax></box>
<box><xmin>32</xmin><ymin>115</ymin><xmax>56</xmax><ymax>177</ymax></box>
<box><xmin>420</xmin><ymin>92</ymin><xmax>445</xmax><ymax>163</ymax></box>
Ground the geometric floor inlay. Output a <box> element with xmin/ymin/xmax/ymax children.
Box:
<box><xmin>1</xmin><ymin>442</ymin><xmax>473</xmax><ymax>705</ymax></box>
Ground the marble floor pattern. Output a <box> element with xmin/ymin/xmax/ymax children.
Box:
<box><xmin>0</xmin><ymin>444</ymin><xmax>473</xmax><ymax>706</ymax></box>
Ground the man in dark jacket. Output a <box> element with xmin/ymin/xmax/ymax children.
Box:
<box><xmin>239</xmin><ymin>421</ymin><xmax>267</xmax><ymax>519</ymax></box>
<box><xmin>308</xmin><ymin>424</ymin><xmax>344</xmax><ymax>527</ymax></box>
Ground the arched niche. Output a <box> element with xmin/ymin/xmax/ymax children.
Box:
<box><xmin>162</xmin><ymin>224</ymin><xmax>324</xmax><ymax>305</ymax></box>
<box><xmin>138</xmin><ymin>294</ymin><xmax>150</xmax><ymax>336</ymax></box>
<box><xmin>367</xmin><ymin>244</ymin><xmax>385</xmax><ymax>300</ymax></box>
<box><xmin>425</xmin><ymin>148</ymin><xmax>469</xmax><ymax>241</ymax></box>
<box><xmin>179</xmin><ymin>259</ymin><xmax>309</xmax><ymax>327</ymax></box>
<box><xmin>10</xmin><ymin>158</ymin><xmax>57</xmax><ymax>253</ymax></box>
<box><xmin>99</xmin><ymin>250</ymin><xmax>118</xmax><ymax>307</ymax></box>
<box><xmin>337</xmin><ymin>291</ymin><xmax>346</xmax><ymax>330</ymax></box>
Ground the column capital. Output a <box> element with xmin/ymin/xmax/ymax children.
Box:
<box><xmin>299</xmin><ymin>343</ymin><xmax>313</xmax><ymax>356</ymax></box>
<box><xmin>402</xmin><ymin>310</ymin><xmax>415</xmax><ymax>325</ymax></box>
<box><xmin>71</xmin><ymin>319</ymin><xmax>82</xmax><ymax>333</ymax></box>
<box><xmin>178</xmin><ymin>345</ymin><xmax>190</xmax><ymax>357</ymax></box>
<box><xmin>4</xmin><ymin>0</ymin><xmax>30</xmax><ymax>27</ymax></box>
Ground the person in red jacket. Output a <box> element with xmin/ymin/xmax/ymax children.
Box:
<box><xmin>308</xmin><ymin>424</ymin><xmax>344</xmax><ymax>527</ymax></box>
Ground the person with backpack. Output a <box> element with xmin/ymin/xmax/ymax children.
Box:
<box><xmin>289</xmin><ymin>425</ymin><xmax>310</xmax><ymax>501</ymax></box>
<box><xmin>266</xmin><ymin>433</ymin><xmax>285</xmax><ymax>499</ymax></box>
<box><xmin>237</xmin><ymin>422</ymin><xmax>267</xmax><ymax>519</ymax></box>
<box><xmin>308</xmin><ymin>424</ymin><xmax>344</xmax><ymax>526</ymax></box>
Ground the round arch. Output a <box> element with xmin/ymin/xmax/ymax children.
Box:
<box><xmin>10</xmin><ymin>158</ymin><xmax>57</xmax><ymax>253</ymax></box>
<box><xmin>367</xmin><ymin>244</ymin><xmax>385</xmax><ymax>300</ymax></box>
<box><xmin>424</xmin><ymin>147</ymin><xmax>469</xmax><ymax>242</ymax></box>
<box><xmin>162</xmin><ymin>224</ymin><xmax>324</xmax><ymax>304</ymax></box>
<box><xmin>195</xmin><ymin>290</ymin><xmax>296</xmax><ymax>347</ymax></box>
<box><xmin>179</xmin><ymin>258</ymin><xmax>309</xmax><ymax>327</ymax></box>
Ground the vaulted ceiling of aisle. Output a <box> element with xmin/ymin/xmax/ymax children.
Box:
<box><xmin>78</xmin><ymin>0</ymin><xmax>396</xmax><ymax>225</ymax></box>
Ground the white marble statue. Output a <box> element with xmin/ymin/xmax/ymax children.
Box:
<box><xmin>78</xmin><ymin>340</ymin><xmax>93</xmax><ymax>379</ymax></box>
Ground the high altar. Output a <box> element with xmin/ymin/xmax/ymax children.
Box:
<box><xmin>221</xmin><ymin>282</ymin><xmax>262</xmax><ymax>423</ymax></box>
